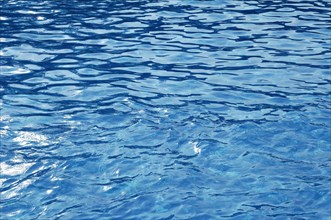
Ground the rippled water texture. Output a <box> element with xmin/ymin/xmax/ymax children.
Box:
<box><xmin>1</xmin><ymin>0</ymin><xmax>331</xmax><ymax>219</ymax></box>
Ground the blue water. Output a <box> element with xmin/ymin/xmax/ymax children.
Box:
<box><xmin>1</xmin><ymin>0</ymin><xmax>331</xmax><ymax>219</ymax></box>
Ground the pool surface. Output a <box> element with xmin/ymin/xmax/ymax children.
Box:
<box><xmin>1</xmin><ymin>0</ymin><xmax>331</xmax><ymax>219</ymax></box>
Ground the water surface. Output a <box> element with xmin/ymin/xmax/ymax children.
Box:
<box><xmin>1</xmin><ymin>0</ymin><xmax>331</xmax><ymax>219</ymax></box>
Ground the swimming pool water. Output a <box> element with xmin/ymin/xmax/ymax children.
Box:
<box><xmin>1</xmin><ymin>0</ymin><xmax>331</xmax><ymax>219</ymax></box>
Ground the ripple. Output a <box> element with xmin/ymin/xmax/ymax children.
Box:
<box><xmin>0</xmin><ymin>66</ymin><xmax>31</xmax><ymax>75</ymax></box>
<box><xmin>1</xmin><ymin>0</ymin><xmax>330</xmax><ymax>219</ymax></box>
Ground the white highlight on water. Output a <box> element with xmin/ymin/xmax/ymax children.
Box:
<box><xmin>190</xmin><ymin>141</ymin><xmax>201</xmax><ymax>154</ymax></box>
<box><xmin>13</xmin><ymin>131</ymin><xmax>48</xmax><ymax>146</ymax></box>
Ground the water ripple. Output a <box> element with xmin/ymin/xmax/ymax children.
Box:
<box><xmin>1</xmin><ymin>0</ymin><xmax>330</xmax><ymax>219</ymax></box>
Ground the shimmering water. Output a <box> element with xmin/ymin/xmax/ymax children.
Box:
<box><xmin>1</xmin><ymin>0</ymin><xmax>331</xmax><ymax>219</ymax></box>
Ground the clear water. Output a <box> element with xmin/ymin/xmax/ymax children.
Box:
<box><xmin>1</xmin><ymin>0</ymin><xmax>331</xmax><ymax>219</ymax></box>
